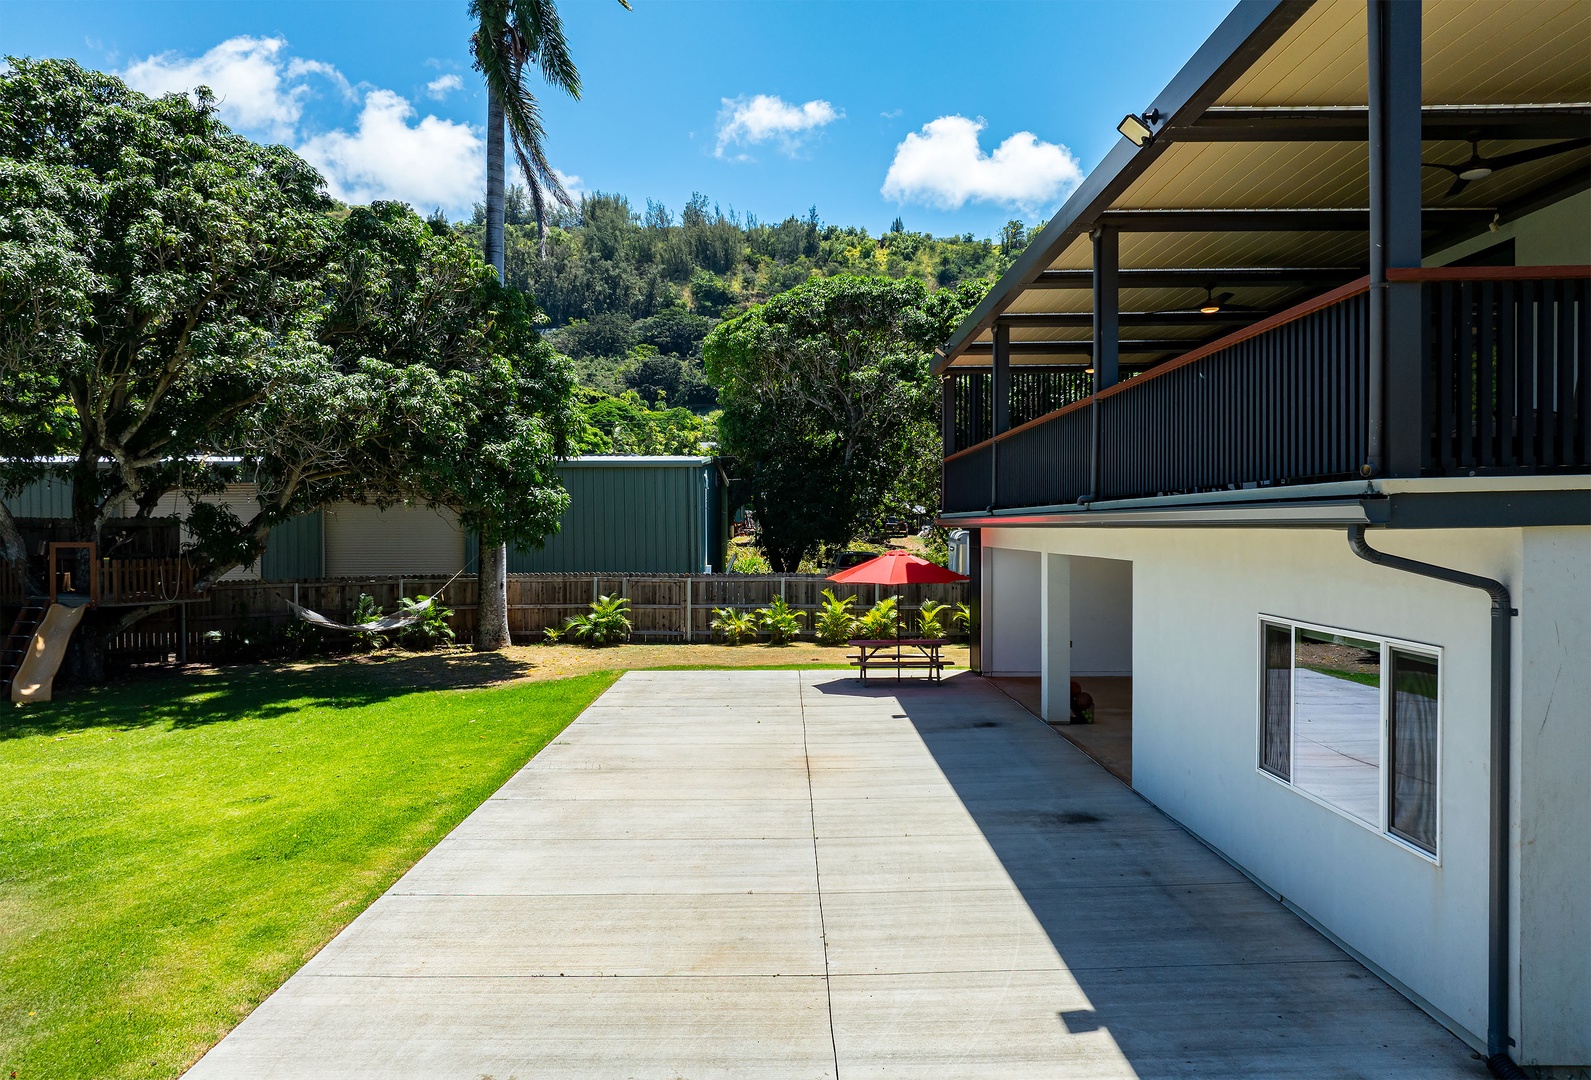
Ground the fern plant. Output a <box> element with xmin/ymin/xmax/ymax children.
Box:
<box><xmin>710</xmin><ymin>607</ymin><xmax>759</xmax><ymax>645</ymax></box>
<box><xmin>813</xmin><ymin>589</ymin><xmax>859</xmax><ymax>645</ymax></box>
<box><xmin>756</xmin><ymin>595</ymin><xmax>807</xmax><ymax>646</ymax></box>
<box><xmin>916</xmin><ymin>600</ymin><xmax>949</xmax><ymax>640</ymax></box>
<box><xmin>856</xmin><ymin>596</ymin><xmax>899</xmax><ymax>639</ymax></box>
<box><xmin>563</xmin><ymin>594</ymin><xmax>632</xmax><ymax>647</ymax></box>
<box><xmin>398</xmin><ymin>594</ymin><xmax>455</xmax><ymax>650</ymax></box>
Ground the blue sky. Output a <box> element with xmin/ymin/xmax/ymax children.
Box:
<box><xmin>1</xmin><ymin>0</ymin><xmax>1234</xmax><ymax>238</ymax></box>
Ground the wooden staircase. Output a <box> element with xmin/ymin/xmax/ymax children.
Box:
<box><xmin>1</xmin><ymin>602</ymin><xmax>47</xmax><ymax>698</ymax></box>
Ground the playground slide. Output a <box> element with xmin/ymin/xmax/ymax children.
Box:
<box><xmin>11</xmin><ymin>603</ymin><xmax>86</xmax><ymax>704</ymax></box>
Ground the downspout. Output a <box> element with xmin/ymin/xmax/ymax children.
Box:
<box><xmin>1346</xmin><ymin>526</ymin><xmax>1524</xmax><ymax>1080</ymax></box>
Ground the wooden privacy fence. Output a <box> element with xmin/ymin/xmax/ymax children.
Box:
<box><xmin>105</xmin><ymin>573</ymin><xmax>968</xmax><ymax>662</ymax></box>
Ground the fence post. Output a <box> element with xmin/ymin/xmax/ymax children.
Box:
<box><xmin>684</xmin><ymin>576</ymin><xmax>692</xmax><ymax>643</ymax></box>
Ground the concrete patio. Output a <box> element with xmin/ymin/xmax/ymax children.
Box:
<box><xmin>185</xmin><ymin>669</ymin><xmax>1482</xmax><ymax>1079</ymax></box>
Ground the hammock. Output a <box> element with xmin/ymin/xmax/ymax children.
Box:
<box><xmin>277</xmin><ymin>571</ymin><xmax>462</xmax><ymax>633</ymax></box>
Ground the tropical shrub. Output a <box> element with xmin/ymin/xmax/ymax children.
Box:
<box><xmin>727</xmin><ymin>546</ymin><xmax>771</xmax><ymax>574</ymax></box>
<box><xmin>756</xmin><ymin>596</ymin><xmax>807</xmax><ymax>646</ymax></box>
<box><xmin>856</xmin><ymin>596</ymin><xmax>899</xmax><ymax>639</ymax></box>
<box><xmin>710</xmin><ymin>607</ymin><xmax>759</xmax><ymax>645</ymax></box>
<box><xmin>813</xmin><ymin>589</ymin><xmax>859</xmax><ymax>645</ymax></box>
<box><xmin>916</xmin><ymin>600</ymin><xmax>949</xmax><ymax>640</ymax></box>
<box><xmin>948</xmin><ymin>604</ymin><xmax>973</xmax><ymax>639</ymax></box>
<box><xmin>398</xmin><ymin>594</ymin><xmax>456</xmax><ymax>650</ymax></box>
<box><xmin>562</xmin><ymin>594</ymin><xmax>632</xmax><ymax>647</ymax></box>
<box><xmin>350</xmin><ymin>593</ymin><xmax>387</xmax><ymax>651</ymax></box>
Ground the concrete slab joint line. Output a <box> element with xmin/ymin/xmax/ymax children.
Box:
<box><xmin>799</xmin><ymin>674</ymin><xmax>845</xmax><ymax>1080</ymax></box>
<box><xmin>185</xmin><ymin>670</ymin><xmax>1483</xmax><ymax>1080</ymax></box>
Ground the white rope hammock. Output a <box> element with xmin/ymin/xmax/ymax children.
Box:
<box><xmin>276</xmin><ymin>571</ymin><xmax>463</xmax><ymax>633</ymax></box>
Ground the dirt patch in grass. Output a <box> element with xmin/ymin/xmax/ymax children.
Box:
<box><xmin>82</xmin><ymin>641</ymin><xmax>971</xmax><ymax>699</ymax></box>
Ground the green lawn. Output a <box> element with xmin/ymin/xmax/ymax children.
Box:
<box><xmin>1</xmin><ymin>658</ymin><xmax>618</xmax><ymax>1080</ymax></box>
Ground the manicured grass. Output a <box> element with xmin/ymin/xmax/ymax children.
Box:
<box><xmin>0</xmin><ymin>660</ymin><xmax>617</xmax><ymax>1080</ymax></box>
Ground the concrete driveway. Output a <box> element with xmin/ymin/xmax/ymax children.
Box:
<box><xmin>185</xmin><ymin>670</ymin><xmax>1481</xmax><ymax>1079</ymax></box>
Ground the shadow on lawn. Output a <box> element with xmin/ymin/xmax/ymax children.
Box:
<box><xmin>0</xmin><ymin>650</ymin><xmax>538</xmax><ymax>740</ymax></box>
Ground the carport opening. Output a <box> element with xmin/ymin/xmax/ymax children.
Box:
<box><xmin>989</xmin><ymin>554</ymin><xmax>1133</xmax><ymax>786</ymax></box>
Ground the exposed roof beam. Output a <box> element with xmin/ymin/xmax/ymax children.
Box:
<box><xmin>998</xmin><ymin>310</ymin><xmax>1255</xmax><ymax>328</ymax></box>
<box><xmin>1176</xmin><ymin>104</ymin><xmax>1591</xmax><ymax>142</ymax></box>
<box><xmin>1029</xmin><ymin>267</ymin><xmax>1361</xmax><ymax>289</ymax></box>
<box><xmin>960</xmin><ymin>339</ymin><xmax>1196</xmax><ymax>356</ymax></box>
<box><xmin>933</xmin><ymin>0</ymin><xmax>1317</xmax><ymax>375</ymax></box>
<box><xmin>1097</xmin><ymin>208</ymin><xmax>1495</xmax><ymax>231</ymax></box>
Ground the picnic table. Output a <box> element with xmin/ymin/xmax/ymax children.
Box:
<box><xmin>847</xmin><ymin>638</ymin><xmax>950</xmax><ymax>684</ymax></box>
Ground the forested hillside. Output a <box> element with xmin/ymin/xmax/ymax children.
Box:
<box><xmin>454</xmin><ymin>189</ymin><xmax>1027</xmax><ymax>410</ymax></box>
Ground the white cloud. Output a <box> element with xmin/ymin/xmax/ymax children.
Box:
<box><xmin>553</xmin><ymin>168</ymin><xmax>584</xmax><ymax>201</ymax></box>
<box><xmin>715</xmin><ymin>93</ymin><xmax>841</xmax><ymax>158</ymax></box>
<box><xmin>426</xmin><ymin>73</ymin><xmax>463</xmax><ymax>100</ymax></box>
<box><xmin>120</xmin><ymin>36</ymin><xmax>349</xmax><ymax>142</ymax></box>
<box><xmin>297</xmin><ymin>90</ymin><xmax>484</xmax><ymax>215</ymax></box>
<box><xmin>881</xmin><ymin>115</ymin><xmax>1083</xmax><ymax>211</ymax></box>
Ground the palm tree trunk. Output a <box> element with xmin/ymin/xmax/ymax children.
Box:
<box><xmin>476</xmin><ymin>88</ymin><xmax>512</xmax><ymax>652</ymax></box>
<box><xmin>485</xmin><ymin>88</ymin><xmax>506</xmax><ymax>279</ymax></box>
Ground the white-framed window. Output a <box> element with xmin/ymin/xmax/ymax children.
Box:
<box><xmin>1257</xmin><ymin>616</ymin><xmax>1440</xmax><ymax>859</ymax></box>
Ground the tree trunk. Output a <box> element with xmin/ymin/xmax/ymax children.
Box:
<box><xmin>475</xmin><ymin>536</ymin><xmax>511</xmax><ymax>651</ymax></box>
<box><xmin>485</xmin><ymin>89</ymin><xmax>506</xmax><ymax>280</ymax></box>
<box><xmin>0</xmin><ymin>501</ymin><xmax>31</xmax><ymax>596</ymax></box>
<box><xmin>475</xmin><ymin>91</ymin><xmax>512</xmax><ymax>653</ymax></box>
<box><xmin>60</xmin><ymin>604</ymin><xmax>162</xmax><ymax>684</ymax></box>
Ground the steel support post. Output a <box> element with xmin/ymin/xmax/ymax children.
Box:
<box><xmin>991</xmin><ymin>324</ymin><xmax>1010</xmax><ymax>511</ymax></box>
<box><xmin>1087</xmin><ymin>226</ymin><xmax>1120</xmax><ymax>501</ymax></box>
<box><xmin>1368</xmin><ymin>0</ymin><xmax>1425</xmax><ymax>477</ymax></box>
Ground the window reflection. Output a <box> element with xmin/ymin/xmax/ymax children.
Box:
<box><xmin>1291</xmin><ymin>627</ymin><xmax>1381</xmax><ymax>825</ymax></box>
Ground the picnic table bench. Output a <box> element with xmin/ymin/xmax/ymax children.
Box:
<box><xmin>847</xmin><ymin>638</ymin><xmax>950</xmax><ymax>684</ymax></box>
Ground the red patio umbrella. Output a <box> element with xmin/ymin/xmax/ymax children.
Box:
<box><xmin>826</xmin><ymin>550</ymin><xmax>968</xmax><ymax>585</ymax></box>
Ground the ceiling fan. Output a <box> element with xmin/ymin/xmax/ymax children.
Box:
<box><xmin>1194</xmin><ymin>284</ymin><xmax>1265</xmax><ymax>315</ymax></box>
<box><xmin>1424</xmin><ymin>137</ymin><xmax>1591</xmax><ymax>198</ymax></box>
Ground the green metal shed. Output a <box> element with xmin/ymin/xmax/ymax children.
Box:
<box><xmin>506</xmin><ymin>456</ymin><xmax>728</xmax><ymax>574</ymax></box>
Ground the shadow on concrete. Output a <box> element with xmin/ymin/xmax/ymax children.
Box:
<box><xmin>0</xmin><ymin>651</ymin><xmax>535</xmax><ymax>741</ymax></box>
<box><xmin>807</xmin><ymin>671</ymin><xmax>1485</xmax><ymax>1078</ymax></box>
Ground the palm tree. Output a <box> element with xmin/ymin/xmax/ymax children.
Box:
<box><xmin>468</xmin><ymin>0</ymin><xmax>625</xmax><ymax>651</ymax></box>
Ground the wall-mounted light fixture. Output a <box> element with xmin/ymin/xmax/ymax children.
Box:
<box><xmin>1116</xmin><ymin>108</ymin><xmax>1161</xmax><ymax>147</ymax></box>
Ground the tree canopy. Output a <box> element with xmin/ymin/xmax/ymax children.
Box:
<box><xmin>463</xmin><ymin>190</ymin><xmax>1024</xmax><ymax>411</ymax></box>
<box><xmin>0</xmin><ymin>59</ymin><xmax>573</xmax><ymax>667</ymax></box>
<box><xmin>703</xmin><ymin>274</ymin><xmax>982</xmax><ymax>570</ymax></box>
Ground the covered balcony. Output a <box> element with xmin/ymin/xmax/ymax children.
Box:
<box><xmin>934</xmin><ymin>0</ymin><xmax>1590</xmax><ymax>525</ymax></box>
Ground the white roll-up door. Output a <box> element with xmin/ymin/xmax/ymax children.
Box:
<box><xmin>323</xmin><ymin>503</ymin><xmax>464</xmax><ymax>577</ymax></box>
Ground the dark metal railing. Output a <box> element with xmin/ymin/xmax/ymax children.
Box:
<box><xmin>1418</xmin><ymin>270</ymin><xmax>1588</xmax><ymax>473</ymax></box>
<box><xmin>1100</xmin><ymin>290</ymin><xmax>1369</xmax><ymax>499</ymax></box>
<box><xmin>949</xmin><ymin>368</ymin><xmax>1092</xmax><ymax>451</ymax></box>
<box><xmin>941</xmin><ymin>267</ymin><xmax>1589</xmax><ymax>516</ymax></box>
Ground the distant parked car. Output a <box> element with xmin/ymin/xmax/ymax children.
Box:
<box><xmin>832</xmin><ymin>549</ymin><xmax>876</xmax><ymax>571</ymax></box>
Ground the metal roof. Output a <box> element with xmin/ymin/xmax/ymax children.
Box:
<box><xmin>935</xmin><ymin>0</ymin><xmax>1591</xmax><ymax>373</ymax></box>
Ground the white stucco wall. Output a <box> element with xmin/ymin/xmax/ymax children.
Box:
<box><xmin>1517</xmin><ymin>527</ymin><xmax>1591</xmax><ymax>1064</ymax></box>
<box><xmin>983</xmin><ymin>545</ymin><xmax>1041</xmax><ymax>676</ymax></box>
<box><xmin>1068</xmin><ymin>555</ymin><xmax>1133</xmax><ymax>676</ymax></box>
<box><xmin>980</xmin><ymin>523</ymin><xmax>1589</xmax><ymax>1064</ymax></box>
